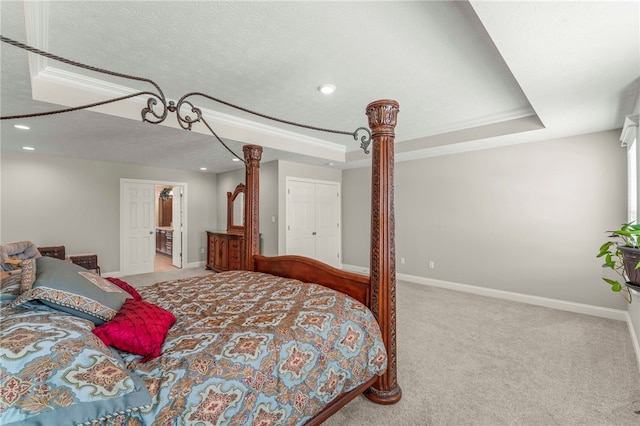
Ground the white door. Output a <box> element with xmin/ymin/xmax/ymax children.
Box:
<box><xmin>315</xmin><ymin>183</ymin><xmax>340</xmax><ymax>266</ymax></box>
<box><xmin>288</xmin><ymin>180</ymin><xmax>316</xmax><ymax>258</ymax></box>
<box><xmin>286</xmin><ymin>178</ymin><xmax>341</xmax><ymax>268</ymax></box>
<box><xmin>172</xmin><ymin>186</ymin><xmax>183</xmax><ymax>268</ymax></box>
<box><xmin>122</xmin><ymin>181</ymin><xmax>155</xmax><ymax>275</ymax></box>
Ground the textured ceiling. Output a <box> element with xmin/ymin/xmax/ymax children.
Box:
<box><xmin>1</xmin><ymin>1</ymin><xmax>638</xmax><ymax>173</ymax></box>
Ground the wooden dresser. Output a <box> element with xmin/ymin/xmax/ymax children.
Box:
<box><xmin>156</xmin><ymin>228</ymin><xmax>173</xmax><ymax>256</ymax></box>
<box><xmin>206</xmin><ymin>231</ymin><xmax>244</xmax><ymax>272</ymax></box>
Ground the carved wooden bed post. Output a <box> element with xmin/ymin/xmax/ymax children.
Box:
<box><xmin>243</xmin><ymin>144</ymin><xmax>263</xmax><ymax>271</ymax></box>
<box><xmin>364</xmin><ymin>99</ymin><xmax>402</xmax><ymax>404</ymax></box>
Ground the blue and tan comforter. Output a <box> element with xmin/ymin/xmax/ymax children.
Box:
<box><xmin>1</xmin><ymin>270</ymin><xmax>387</xmax><ymax>425</ymax></box>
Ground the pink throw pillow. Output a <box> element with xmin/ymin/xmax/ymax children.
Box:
<box><xmin>92</xmin><ymin>298</ymin><xmax>176</xmax><ymax>362</ymax></box>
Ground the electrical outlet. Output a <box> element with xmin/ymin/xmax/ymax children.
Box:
<box><xmin>200</xmin><ymin>248</ymin><xmax>205</xmax><ymax>254</ymax></box>
<box><xmin>401</xmin><ymin>258</ymin><xmax>405</xmax><ymax>264</ymax></box>
<box><xmin>429</xmin><ymin>260</ymin><xmax>435</xmax><ymax>269</ymax></box>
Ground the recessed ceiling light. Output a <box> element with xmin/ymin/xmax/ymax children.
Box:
<box><xmin>318</xmin><ymin>84</ymin><xmax>336</xmax><ymax>95</ymax></box>
<box><xmin>14</xmin><ymin>124</ymin><xmax>30</xmax><ymax>130</ymax></box>
<box><xmin>232</xmin><ymin>158</ymin><xmax>241</xmax><ymax>162</ymax></box>
<box><xmin>22</xmin><ymin>146</ymin><xmax>35</xmax><ymax>151</ymax></box>
<box><xmin>200</xmin><ymin>167</ymin><xmax>207</xmax><ymax>171</ymax></box>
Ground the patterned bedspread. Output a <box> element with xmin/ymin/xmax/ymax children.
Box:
<box><xmin>124</xmin><ymin>270</ymin><xmax>387</xmax><ymax>425</ymax></box>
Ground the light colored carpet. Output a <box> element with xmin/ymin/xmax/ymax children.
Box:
<box><xmin>325</xmin><ymin>281</ymin><xmax>640</xmax><ymax>426</ymax></box>
<box><xmin>121</xmin><ymin>266</ymin><xmax>212</xmax><ymax>288</ymax></box>
<box><xmin>122</xmin><ymin>268</ymin><xmax>640</xmax><ymax>425</ymax></box>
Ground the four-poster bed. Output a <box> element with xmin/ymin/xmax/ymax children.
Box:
<box><xmin>247</xmin><ymin>99</ymin><xmax>403</xmax><ymax>411</ymax></box>
<box><xmin>0</xmin><ymin>35</ymin><xmax>401</xmax><ymax>425</ymax></box>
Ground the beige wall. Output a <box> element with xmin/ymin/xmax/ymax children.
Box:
<box><xmin>3</xmin><ymin>129</ymin><xmax>629</xmax><ymax>312</ymax></box>
<box><xmin>343</xmin><ymin>130</ymin><xmax>628</xmax><ymax>310</ymax></box>
<box><xmin>1</xmin><ymin>150</ymin><xmax>218</xmax><ymax>274</ymax></box>
<box><xmin>260</xmin><ymin>161</ymin><xmax>279</xmax><ymax>256</ymax></box>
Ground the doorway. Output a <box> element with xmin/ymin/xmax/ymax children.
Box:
<box><xmin>120</xmin><ymin>179</ymin><xmax>187</xmax><ymax>276</ymax></box>
<box><xmin>155</xmin><ymin>185</ymin><xmax>180</xmax><ymax>272</ymax></box>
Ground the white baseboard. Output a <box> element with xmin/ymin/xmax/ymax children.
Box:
<box><xmin>342</xmin><ymin>264</ymin><xmax>627</xmax><ymax>320</ymax></box>
<box><xmin>104</xmin><ymin>261</ymin><xmax>207</xmax><ymax>278</ymax></box>
<box><xmin>342</xmin><ymin>264</ymin><xmax>369</xmax><ymax>274</ymax></box>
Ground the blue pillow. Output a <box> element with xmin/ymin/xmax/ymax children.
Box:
<box><xmin>0</xmin><ymin>301</ymin><xmax>151</xmax><ymax>425</ymax></box>
<box><xmin>1</xmin><ymin>273</ymin><xmax>21</xmax><ymax>301</ymax></box>
<box><xmin>12</xmin><ymin>256</ymin><xmax>131</xmax><ymax>325</ymax></box>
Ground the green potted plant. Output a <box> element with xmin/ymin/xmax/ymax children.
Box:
<box><xmin>597</xmin><ymin>222</ymin><xmax>640</xmax><ymax>303</ymax></box>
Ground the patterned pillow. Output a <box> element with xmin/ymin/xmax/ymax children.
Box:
<box><xmin>105</xmin><ymin>277</ymin><xmax>142</xmax><ymax>301</ymax></box>
<box><xmin>0</xmin><ymin>301</ymin><xmax>151</xmax><ymax>425</ymax></box>
<box><xmin>12</xmin><ymin>256</ymin><xmax>131</xmax><ymax>325</ymax></box>
<box><xmin>20</xmin><ymin>257</ymin><xmax>36</xmax><ymax>293</ymax></box>
<box><xmin>1</xmin><ymin>273</ymin><xmax>21</xmax><ymax>301</ymax></box>
<box><xmin>93</xmin><ymin>298</ymin><xmax>176</xmax><ymax>362</ymax></box>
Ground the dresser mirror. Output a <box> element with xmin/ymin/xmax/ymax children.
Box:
<box><xmin>227</xmin><ymin>183</ymin><xmax>246</xmax><ymax>234</ymax></box>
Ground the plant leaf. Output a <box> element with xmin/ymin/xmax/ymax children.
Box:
<box><xmin>602</xmin><ymin>278</ymin><xmax>622</xmax><ymax>292</ymax></box>
<box><xmin>598</xmin><ymin>241</ymin><xmax>614</xmax><ymax>255</ymax></box>
<box><xmin>604</xmin><ymin>254</ymin><xmax>615</xmax><ymax>269</ymax></box>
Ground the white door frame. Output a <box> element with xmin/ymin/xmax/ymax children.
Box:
<box><xmin>285</xmin><ymin>177</ymin><xmax>341</xmax><ymax>268</ymax></box>
<box><xmin>171</xmin><ymin>185</ymin><xmax>184</xmax><ymax>269</ymax></box>
<box><xmin>120</xmin><ymin>178</ymin><xmax>188</xmax><ymax>275</ymax></box>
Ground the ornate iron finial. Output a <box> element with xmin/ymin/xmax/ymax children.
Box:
<box><xmin>353</xmin><ymin>127</ymin><xmax>372</xmax><ymax>154</ymax></box>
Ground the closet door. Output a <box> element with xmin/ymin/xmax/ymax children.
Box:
<box><xmin>314</xmin><ymin>183</ymin><xmax>340</xmax><ymax>267</ymax></box>
<box><xmin>287</xmin><ymin>180</ymin><xmax>317</xmax><ymax>259</ymax></box>
<box><xmin>286</xmin><ymin>178</ymin><xmax>341</xmax><ymax>268</ymax></box>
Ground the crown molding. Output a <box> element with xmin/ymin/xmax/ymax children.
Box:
<box><xmin>32</xmin><ymin>65</ymin><xmax>348</xmax><ymax>162</ymax></box>
<box><xmin>407</xmin><ymin>105</ymin><xmax>538</xmax><ymax>142</ymax></box>
<box><xmin>24</xmin><ymin>0</ymin><xmax>48</xmax><ymax>78</ymax></box>
<box><xmin>621</xmin><ymin>114</ymin><xmax>639</xmax><ymax>147</ymax></box>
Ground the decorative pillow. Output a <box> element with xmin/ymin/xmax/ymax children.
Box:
<box><xmin>106</xmin><ymin>277</ymin><xmax>142</xmax><ymax>301</ymax></box>
<box><xmin>0</xmin><ymin>302</ymin><xmax>151</xmax><ymax>425</ymax></box>
<box><xmin>12</xmin><ymin>256</ymin><xmax>131</xmax><ymax>325</ymax></box>
<box><xmin>1</xmin><ymin>273</ymin><xmax>22</xmax><ymax>301</ymax></box>
<box><xmin>93</xmin><ymin>298</ymin><xmax>176</xmax><ymax>362</ymax></box>
<box><xmin>20</xmin><ymin>258</ymin><xmax>36</xmax><ymax>293</ymax></box>
<box><xmin>0</xmin><ymin>240</ymin><xmax>41</xmax><ymax>271</ymax></box>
